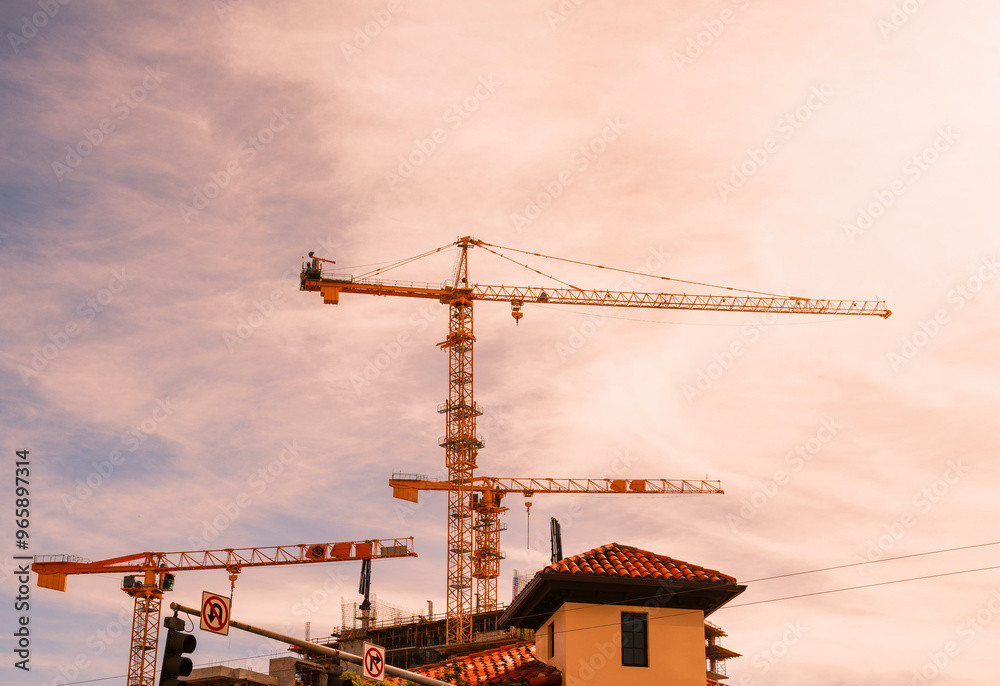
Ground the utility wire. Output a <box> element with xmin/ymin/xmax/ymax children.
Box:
<box><xmin>507</xmin><ymin>540</ymin><xmax>1000</xmax><ymax>627</ymax></box>
<box><xmin>550</xmin><ymin>562</ymin><xmax>1000</xmax><ymax>639</ymax></box>
<box><xmin>55</xmin><ymin>650</ymin><xmax>293</xmax><ymax>686</ymax></box>
<box><xmin>728</xmin><ymin>564</ymin><xmax>1000</xmax><ymax>610</ymax></box>
<box><xmin>745</xmin><ymin>540</ymin><xmax>1000</xmax><ymax>584</ymax></box>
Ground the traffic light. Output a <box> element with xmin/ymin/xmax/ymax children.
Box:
<box><xmin>159</xmin><ymin>616</ymin><xmax>196</xmax><ymax>686</ymax></box>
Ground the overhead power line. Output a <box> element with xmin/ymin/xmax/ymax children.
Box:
<box><xmin>745</xmin><ymin>540</ymin><xmax>1000</xmax><ymax>583</ymax></box>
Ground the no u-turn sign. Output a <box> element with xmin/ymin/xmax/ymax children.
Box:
<box><xmin>200</xmin><ymin>591</ymin><xmax>231</xmax><ymax>636</ymax></box>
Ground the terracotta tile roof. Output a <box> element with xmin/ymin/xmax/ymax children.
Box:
<box><xmin>387</xmin><ymin>641</ymin><xmax>560</xmax><ymax>685</ymax></box>
<box><xmin>540</xmin><ymin>542</ymin><xmax>736</xmax><ymax>584</ymax></box>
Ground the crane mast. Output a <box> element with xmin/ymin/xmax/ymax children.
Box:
<box><xmin>439</xmin><ymin>237</ymin><xmax>480</xmax><ymax>644</ymax></box>
<box><xmin>300</xmin><ymin>236</ymin><xmax>890</xmax><ymax>644</ymax></box>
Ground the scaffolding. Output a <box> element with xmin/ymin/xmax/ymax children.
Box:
<box><xmin>511</xmin><ymin>569</ymin><xmax>533</xmax><ymax>599</ymax></box>
<box><xmin>339</xmin><ymin>595</ymin><xmax>422</xmax><ymax>632</ymax></box>
<box><xmin>705</xmin><ymin>621</ymin><xmax>740</xmax><ymax>681</ymax></box>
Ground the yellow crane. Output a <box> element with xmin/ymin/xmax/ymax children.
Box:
<box><xmin>300</xmin><ymin>236</ymin><xmax>890</xmax><ymax>644</ymax></box>
<box><xmin>32</xmin><ymin>537</ymin><xmax>416</xmax><ymax>686</ymax></box>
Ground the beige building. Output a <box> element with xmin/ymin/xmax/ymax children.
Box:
<box><xmin>186</xmin><ymin>665</ymin><xmax>277</xmax><ymax>686</ymax></box>
<box><xmin>500</xmin><ymin>542</ymin><xmax>744</xmax><ymax>685</ymax></box>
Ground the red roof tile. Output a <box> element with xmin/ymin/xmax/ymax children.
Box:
<box><xmin>387</xmin><ymin>641</ymin><xmax>560</xmax><ymax>685</ymax></box>
<box><xmin>539</xmin><ymin>542</ymin><xmax>736</xmax><ymax>585</ymax></box>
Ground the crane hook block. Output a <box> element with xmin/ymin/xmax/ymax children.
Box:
<box><xmin>510</xmin><ymin>301</ymin><xmax>524</xmax><ymax>324</ymax></box>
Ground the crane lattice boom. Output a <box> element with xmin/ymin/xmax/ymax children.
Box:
<box><xmin>308</xmin><ymin>276</ymin><xmax>890</xmax><ymax>318</ymax></box>
<box><xmin>32</xmin><ymin>537</ymin><xmax>416</xmax><ymax>686</ymax></box>
<box><xmin>390</xmin><ymin>476</ymin><xmax>722</xmax><ymax>502</ymax></box>
<box><xmin>32</xmin><ymin>537</ymin><xmax>415</xmax><ymax>585</ymax></box>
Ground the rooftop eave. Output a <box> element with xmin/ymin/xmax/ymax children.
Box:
<box><xmin>500</xmin><ymin>571</ymin><xmax>746</xmax><ymax>631</ymax></box>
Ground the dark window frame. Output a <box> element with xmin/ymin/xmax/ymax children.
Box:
<box><xmin>621</xmin><ymin>611</ymin><xmax>648</xmax><ymax>667</ymax></box>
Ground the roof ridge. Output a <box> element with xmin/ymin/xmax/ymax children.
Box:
<box><xmin>542</xmin><ymin>541</ymin><xmax>736</xmax><ymax>584</ymax></box>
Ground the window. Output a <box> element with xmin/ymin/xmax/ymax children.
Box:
<box><xmin>548</xmin><ymin>621</ymin><xmax>555</xmax><ymax>659</ymax></box>
<box><xmin>621</xmin><ymin>612</ymin><xmax>648</xmax><ymax>667</ymax></box>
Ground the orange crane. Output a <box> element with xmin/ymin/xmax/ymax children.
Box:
<box><xmin>32</xmin><ymin>537</ymin><xmax>416</xmax><ymax>686</ymax></box>
<box><xmin>300</xmin><ymin>236</ymin><xmax>890</xmax><ymax>644</ymax></box>
<box><xmin>390</xmin><ymin>474</ymin><xmax>724</xmax><ymax>607</ymax></box>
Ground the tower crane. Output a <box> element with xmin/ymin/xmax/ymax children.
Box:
<box><xmin>32</xmin><ymin>537</ymin><xmax>416</xmax><ymax>686</ymax></box>
<box><xmin>390</xmin><ymin>474</ymin><xmax>724</xmax><ymax>598</ymax></box>
<box><xmin>299</xmin><ymin>236</ymin><xmax>890</xmax><ymax>644</ymax></box>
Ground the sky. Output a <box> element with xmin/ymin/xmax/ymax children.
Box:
<box><xmin>2</xmin><ymin>1</ymin><xmax>999</xmax><ymax>684</ymax></box>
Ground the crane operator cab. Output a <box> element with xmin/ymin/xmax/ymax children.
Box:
<box><xmin>300</xmin><ymin>251</ymin><xmax>323</xmax><ymax>282</ymax></box>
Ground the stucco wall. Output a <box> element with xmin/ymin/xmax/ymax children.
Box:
<box><xmin>538</xmin><ymin>602</ymin><xmax>705</xmax><ymax>686</ymax></box>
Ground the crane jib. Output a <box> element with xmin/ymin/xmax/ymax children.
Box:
<box><xmin>302</xmin><ymin>277</ymin><xmax>889</xmax><ymax>317</ymax></box>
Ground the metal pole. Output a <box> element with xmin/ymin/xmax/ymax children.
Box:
<box><xmin>169</xmin><ymin>602</ymin><xmax>453</xmax><ymax>686</ymax></box>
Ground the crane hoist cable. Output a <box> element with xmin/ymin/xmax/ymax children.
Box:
<box><xmin>475</xmin><ymin>238</ymin><xmax>807</xmax><ymax>299</ymax></box>
<box><xmin>356</xmin><ymin>242</ymin><xmax>454</xmax><ymax>280</ymax></box>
